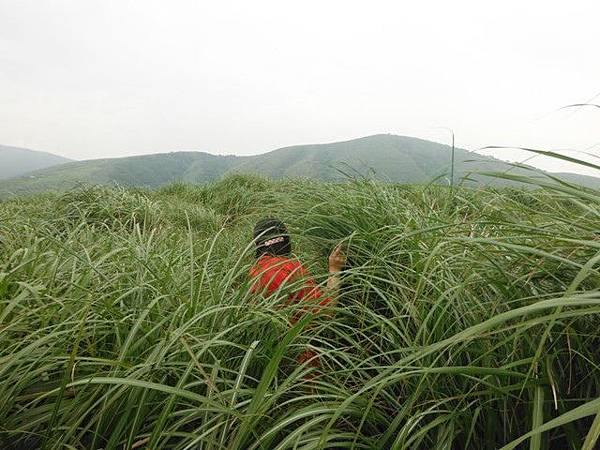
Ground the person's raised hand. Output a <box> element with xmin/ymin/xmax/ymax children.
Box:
<box><xmin>328</xmin><ymin>244</ymin><xmax>346</xmax><ymax>273</ymax></box>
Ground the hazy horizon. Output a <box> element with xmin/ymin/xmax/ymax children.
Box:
<box><xmin>1</xmin><ymin>132</ymin><xmax>598</xmax><ymax>179</ymax></box>
<box><xmin>1</xmin><ymin>0</ymin><xmax>599</xmax><ymax>176</ymax></box>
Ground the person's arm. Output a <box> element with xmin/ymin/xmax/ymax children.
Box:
<box><xmin>287</xmin><ymin>246</ymin><xmax>345</xmax><ymax>323</ymax></box>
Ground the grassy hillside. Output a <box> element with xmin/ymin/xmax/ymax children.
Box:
<box><xmin>233</xmin><ymin>134</ymin><xmax>506</xmax><ymax>182</ymax></box>
<box><xmin>0</xmin><ymin>152</ymin><xmax>241</xmax><ymax>197</ymax></box>
<box><xmin>0</xmin><ymin>145</ymin><xmax>72</xmax><ymax>180</ymax></box>
<box><xmin>2</xmin><ymin>135</ymin><xmax>598</xmax><ymax>198</ymax></box>
<box><xmin>1</xmin><ymin>174</ymin><xmax>599</xmax><ymax>449</ymax></box>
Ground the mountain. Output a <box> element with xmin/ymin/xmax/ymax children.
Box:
<box><xmin>0</xmin><ymin>135</ymin><xmax>598</xmax><ymax>198</ymax></box>
<box><xmin>0</xmin><ymin>145</ymin><xmax>72</xmax><ymax>180</ymax></box>
<box><xmin>233</xmin><ymin>135</ymin><xmax>600</xmax><ymax>187</ymax></box>
<box><xmin>0</xmin><ymin>151</ymin><xmax>241</xmax><ymax>197</ymax></box>
<box><xmin>234</xmin><ymin>135</ymin><xmax>510</xmax><ymax>182</ymax></box>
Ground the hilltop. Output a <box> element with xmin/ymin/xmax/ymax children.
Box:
<box><xmin>0</xmin><ymin>145</ymin><xmax>72</xmax><ymax>180</ymax></box>
<box><xmin>1</xmin><ymin>135</ymin><xmax>598</xmax><ymax>197</ymax></box>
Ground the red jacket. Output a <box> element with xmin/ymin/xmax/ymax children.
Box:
<box><xmin>249</xmin><ymin>255</ymin><xmax>331</xmax><ymax>322</ymax></box>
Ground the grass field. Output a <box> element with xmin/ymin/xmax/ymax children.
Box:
<box><xmin>1</xmin><ymin>173</ymin><xmax>599</xmax><ymax>449</ymax></box>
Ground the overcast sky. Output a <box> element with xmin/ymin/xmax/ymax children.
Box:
<box><xmin>1</xmin><ymin>0</ymin><xmax>599</xmax><ymax>175</ymax></box>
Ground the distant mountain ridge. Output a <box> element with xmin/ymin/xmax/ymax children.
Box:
<box><xmin>1</xmin><ymin>135</ymin><xmax>599</xmax><ymax>198</ymax></box>
<box><xmin>0</xmin><ymin>145</ymin><xmax>72</xmax><ymax>180</ymax></box>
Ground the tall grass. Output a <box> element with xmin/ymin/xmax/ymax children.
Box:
<box><xmin>0</xmin><ymin>173</ymin><xmax>599</xmax><ymax>449</ymax></box>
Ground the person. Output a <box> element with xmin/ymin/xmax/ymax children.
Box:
<box><xmin>249</xmin><ymin>217</ymin><xmax>345</xmax><ymax>368</ymax></box>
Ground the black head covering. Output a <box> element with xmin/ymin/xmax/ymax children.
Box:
<box><xmin>253</xmin><ymin>217</ymin><xmax>291</xmax><ymax>257</ymax></box>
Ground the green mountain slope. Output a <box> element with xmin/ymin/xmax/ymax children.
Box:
<box><xmin>0</xmin><ymin>152</ymin><xmax>241</xmax><ymax>197</ymax></box>
<box><xmin>233</xmin><ymin>134</ymin><xmax>517</xmax><ymax>182</ymax></box>
<box><xmin>0</xmin><ymin>135</ymin><xmax>598</xmax><ymax>198</ymax></box>
<box><xmin>0</xmin><ymin>145</ymin><xmax>72</xmax><ymax>180</ymax></box>
<box><xmin>238</xmin><ymin>134</ymin><xmax>599</xmax><ymax>187</ymax></box>
<box><xmin>232</xmin><ymin>135</ymin><xmax>438</xmax><ymax>181</ymax></box>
